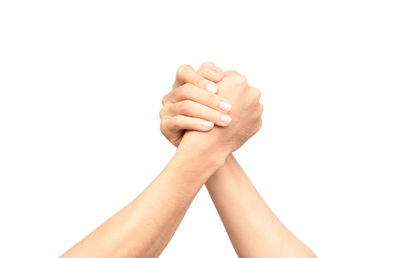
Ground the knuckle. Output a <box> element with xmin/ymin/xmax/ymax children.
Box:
<box><xmin>163</xmin><ymin>117</ymin><xmax>177</xmax><ymax>130</ymax></box>
<box><xmin>256</xmin><ymin>119</ymin><xmax>263</xmax><ymax>131</ymax></box>
<box><xmin>259</xmin><ymin>103</ymin><xmax>264</xmax><ymax>114</ymax></box>
<box><xmin>172</xmin><ymin>115</ymin><xmax>187</xmax><ymax>130</ymax></box>
<box><xmin>171</xmin><ymin>116</ymin><xmax>181</xmax><ymax>129</ymax></box>
<box><xmin>247</xmin><ymin>87</ymin><xmax>261</xmax><ymax>103</ymax></box>
<box><xmin>160</xmin><ymin>119</ymin><xmax>167</xmax><ymax>131</ymax></box>
<box><xmin>207</xmin><ymin>93</ymin><xmax>220</xmax><ymax>108</ymax></box>
<box><xmin>216</xmin><ymin>66</ymin><xmax>224</xmax><ymax>73</ymax></box>
<box><xmin>175</xmin><ymin>102</ymin><xmax>184</xmax><ymax>114</ymax></box>
<box><xmin>159</xmin><ymin>103</ymin><xmax>171</xmax><ymax>118</ymax></box>
<box><xmin>252</xmin><ymin>88</ymin><xmax>262</xmax><ymax>100</ymax></box>
<box><xmin>178</xmin><ymin>83</ymin><xmax>192</xmax><ymax>99</ymax></box>
<box><xmin>213</xmin><ymin>111</ymin><xmax>222</xmax><ymax>122</ymax></box>
<box><xmin>201</xmin><ymin>61</ymin><xmax>216</xmax><ymax>69</ymax></box>
<box><xmin>177</xmin><ymin>100</ymin><xmax>192</xmax><ymax>114</ymax></box>
<box><xmin>233</xmin><ymin>73</ymin><xmax>248</xmax><ymax>86</ymax></box>
<box><xmin>207</xmin><ymin>107</ymin><xmax>222</xmax><ymax>122</ymax></box>
<box><xmin>176</xmin><ymin>64</ymin><xmax>190</xmax><ymax>78</ymax></box>
<box><xmin>225</xmin><ymin>69</ymin><xmax>239</xmax><ymax>76</ymax></box>
<box><xmin>161</xmin><ymin>93</ymin><xmax>168</xmax><ymax>105</ymax></box>
<box><xmin>195</xmin><ymin>75</ymin><xmax>205</xmax><ymax>87</ymax></box>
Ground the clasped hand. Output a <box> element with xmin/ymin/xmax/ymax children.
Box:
<box><xmin>160</xmin><ymin>61</ymin><xmax>263</xmax><ymax>165</ymax></box>
<box><xmin>61</xmin><ymin>61</ymin><xmax>315</xmax><ymax>258</ymax></box>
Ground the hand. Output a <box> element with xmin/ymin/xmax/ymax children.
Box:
<box><xmin>160</xmin><ymin>62</ymin><xmax>232</xmax><ymax>146</ymax></box>
<box><xmin>180</xmin><ymin>70</ymin><xmax>263</xmax><ymax>160</ymax></box>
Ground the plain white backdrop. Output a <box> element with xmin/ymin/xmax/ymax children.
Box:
<box><xmin>0</xmin><ymin>0</ymin><xmax>399</xmax><ymax>257</ymax></box>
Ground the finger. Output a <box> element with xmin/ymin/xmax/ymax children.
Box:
<box><xmin>224</xmin><ymin>69</ymin><xmax>240</xmax><ymax>77</ymax></box>
<box><xmin>197</xmin><ymin>61</ymin><xmax>224</xmax><ymax>83</ymax></box>
<box><xmin>164</xmin><ymin>83</ymin><xmax>232</xmax><ymax>113</ymax></box>
<box><xmin>164</xmin><ymin>115</ymin><xmax>215</xmax><ymax>132</ymax></box>
<box><xmin>172</xmin><ymin>100</ymin><xmax>232</xmax><ymax>126</ymax></box>
<box><xmin>159</xmin><ymin>103</ymin><xmax>174</xmax><ymax>120</ymax></box>
<box><xmin>248</xmin><ymin>86</ymin><xmax>262</xmax><ymax>102</ymax></box>
<box><xmin>173</xmin><ymin>64</ymin><xmax>218</xmax><ymax>93</ymax></box>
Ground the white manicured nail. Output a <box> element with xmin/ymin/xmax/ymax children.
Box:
<box><xmin>220</xmin><ymin>114</ymin><xmax>232</xmax><ymax>124</ymax></box>
<box><xmin>219</xmin><ymin>102</ymin><xmax>232</xmax><ymax>112</ymax></box>
<box><xmin>206</xmin><ymin>83</ymin><xmax>218</xmax><ymax>93</ymax></box>
<box><xmin>203</xmin><ymin>121</ymin><xmax>214</xmax><ymax>129</ymax></box>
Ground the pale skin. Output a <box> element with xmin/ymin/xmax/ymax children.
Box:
<box><xmin>161</xmin><ymin>62</ymin><xmax>316</xmax><ymax>258</ymax></box>
<box><xmin>61</xmin><ymin>62</ymin><xmax>315</xmax><ymax>258</ymax></box>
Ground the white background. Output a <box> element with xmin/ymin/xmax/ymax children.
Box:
<box><xmin>0</xmin><ymin>0</ymin><xmax>399</xmax><ymax>257</ymax></box>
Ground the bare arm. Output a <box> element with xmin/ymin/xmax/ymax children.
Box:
<box><xmin>61</xmin><ymin>139</ymin><xmax>224</xmax><ymax>258</ymax></box>
<box><xmin>206</xmin><ymin>154</ymin><xmax>316</xmax><ymax>258</ymax></box>
<box><xmin>160</xmin><ymin>61</ymin><xmax>315</xmax><ymax>257</ymax></box>
<box><xmin>62</xmin><ymin>63</ymin><xmax>261</xmax><ymax>257</ymax></box>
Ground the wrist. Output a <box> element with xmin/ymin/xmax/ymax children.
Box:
<box><xmin>177</xmin><ymin>131</ymin><xmax>229</xmax><ymax>174</ymax></box>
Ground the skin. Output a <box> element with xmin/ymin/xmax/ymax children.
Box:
<box><xmin>160</xmin><ymin>61</ymin><xmax>316</xmax><ymax>258</ymax></box>
<box><xmin>61</xmin><ymin>64</ymin><xmax>263</xmax><ymax>257</ymax></box>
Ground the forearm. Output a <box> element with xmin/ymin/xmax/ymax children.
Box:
<box><xmin>206</xmin><ymin>154</ymin><xmax>315</xmax><ymax>258</ymax></box>
<box><xmin>62</xmin><ymin>138</ymin><xmax>223</xmax><ymax>258</ymax></box>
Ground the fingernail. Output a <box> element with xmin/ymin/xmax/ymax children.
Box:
<box><xmin>203</xmin><ymin>121</ymin><xmax>214</xmax><ymax>129</ymax></box>
<box><xmin>219</xmin><ymin>102</ymin><xmax>232</xmax><ymax>112</ymax></box>
<box><xmin>206</xmin><ymin>83</ymin><xmax>218</xmax><ymax>93</ymax></box>
<box><xmin>220</xmin><ymin>114</ymin><xmax>232</xmax><ymax>125</ymax></box>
